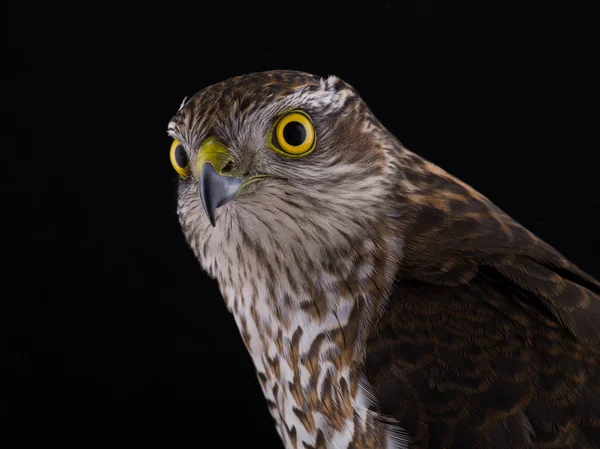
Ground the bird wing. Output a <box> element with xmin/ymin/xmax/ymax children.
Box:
<box><xmin>365</xmin><ymin>168</ymin><xmax>600</xmax><ymax>448</ymax></box>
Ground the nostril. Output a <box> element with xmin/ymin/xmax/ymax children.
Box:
<box><xmin>221</xmin><ymin>160</ymin><xmax>234</xmax><ymax>174</ymax></box>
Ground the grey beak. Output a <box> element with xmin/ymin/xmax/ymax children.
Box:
<box><xmin>199</xmin><ymin>163</ymin><xmax>242</xmax><ymax>227</ymax></box>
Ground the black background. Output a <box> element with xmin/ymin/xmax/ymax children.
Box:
<box><xmin>4</xmin><ymin>2</ymin><xmax>599</xmax><ymax>447</ymax></box>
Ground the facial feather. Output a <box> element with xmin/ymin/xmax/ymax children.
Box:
<box><xmin>169</xmin><ymin>71</ymin><xmax>402</xmax><ymax>308</ymax></box>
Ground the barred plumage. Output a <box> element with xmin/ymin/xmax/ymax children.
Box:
<box><xmin>168</xmin><ymin>70</ymin><xmax>600</xmax><ymax>449</ymax></box>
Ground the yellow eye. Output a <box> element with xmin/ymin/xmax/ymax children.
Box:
<box><xmin>169</xmin><ymin>139</ymin><xmax>189</xmax><ymax>177</ymax></box>
<box><xmin>270</xmin><ymin>110</ymin><xmax>316</xmax><ymax>157</ymax></box>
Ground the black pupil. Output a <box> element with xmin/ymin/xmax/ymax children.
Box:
<box><xmin>282</xmin><ymin>121</ymin><xmax>307</xmax><ymax>146</ymax></box>
<box><xmin>174</xmin><ymin>145</ymin><xmax>188</xmax><ymax>167</ymax></box>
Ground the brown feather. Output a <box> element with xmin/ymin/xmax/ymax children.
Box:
<box><xmin>366</xmin><ymin>163</ymin><xmax>600</xmax><ymax>448</ymax></box>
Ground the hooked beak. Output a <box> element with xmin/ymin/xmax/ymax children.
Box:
<box><xmin>199</xmin><ymin>163</ymin><xmax>242</xmax><ymax>227</ymax></box>
<box><xmin>196</xmin><ymin>137</ymin><xmax>242</xmax><ymax>227</ymax></box>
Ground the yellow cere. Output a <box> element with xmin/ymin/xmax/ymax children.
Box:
<box><xmin>271</xmin><ymin>110</ymin><xmax>316</xmax><ymax>157</ymax></box>
<box><xmin>170</xmin><ymin>139</ymin><xmax>189</xmax><ymax>178</ymax></box>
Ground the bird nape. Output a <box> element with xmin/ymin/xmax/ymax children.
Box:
<box><xmin>166</xmin><ymin>70</ymin><xmax>600</xmax><ymax>449</ymax></box>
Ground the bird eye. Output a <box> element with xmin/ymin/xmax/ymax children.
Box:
<box><xmin>169</xmin><ymin>139</ymin><xmax>189</xmax><ymax>177</ymax></box>
<box><xmin>270</xmin><ymin>110</ymin><xmax>316</xmax><ymax>157</ymax></box>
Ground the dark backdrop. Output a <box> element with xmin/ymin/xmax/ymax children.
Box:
<box><xmin>5</xmin><ymin>2</ymin><xmax>599</xmax><ymax>447</ymax></box>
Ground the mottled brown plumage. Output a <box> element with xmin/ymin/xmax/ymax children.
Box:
<box><xmin>167</xmin><ymin>70</ymin><xmax>600</xmax><ymax>449</ymax></box>
<box><xmin>366</xmin><ymin>161</ymin><xmax>600</xmax><ymax>448</ymax></box>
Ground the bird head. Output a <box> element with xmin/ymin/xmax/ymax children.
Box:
<box><xmin>167</xmin><ymin>71</ymin><xmax>403</xmax><ymax>293</ymax></box>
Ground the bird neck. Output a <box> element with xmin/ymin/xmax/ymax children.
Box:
<box><xmin>213</xmin><ymin>230</ymin><xmax>403</xmax><ymax>449</ymax></box>
<box><xmin>216</xmin><ymin>233</ymin><xmax>394</xmax><ymax>365</ymax></box>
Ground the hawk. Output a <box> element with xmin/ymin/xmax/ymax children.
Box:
<box><xmin>167</xmin><ymin>71</ymin><xmax>600</xmax><ymax>449</ymax></box>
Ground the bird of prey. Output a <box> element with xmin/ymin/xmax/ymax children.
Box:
<box><xmin>167</xmin><ymin>70</ymin><xmax>600</xmax><ymax>449</ymax></box>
